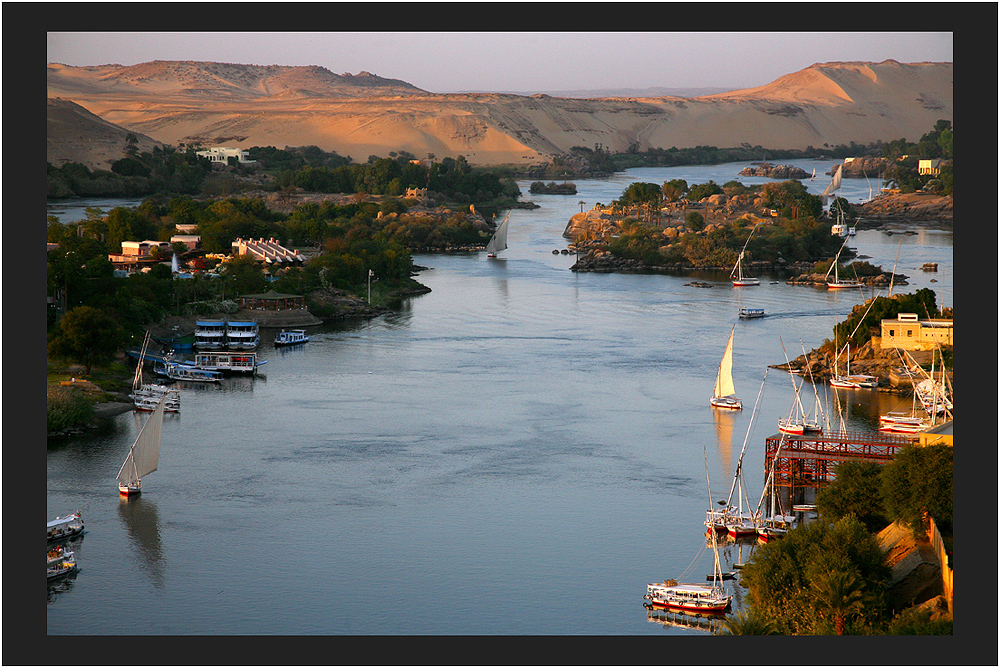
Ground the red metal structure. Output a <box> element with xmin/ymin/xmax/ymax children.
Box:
<box><xmin>764</xmin><ymin>429</ymin><xmax>917</xmax><ymax>495</ymax></box>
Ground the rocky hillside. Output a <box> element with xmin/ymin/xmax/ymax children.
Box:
<box><xmin>47</xmin><ymin>59</ymin><xmax>953</xmax><ymax>170</ymax></box>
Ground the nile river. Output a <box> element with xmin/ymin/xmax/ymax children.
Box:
<box><xmin>46</xmin><ymin>161</ymin><xmax>953</xmax><ymax>636</ymax></box>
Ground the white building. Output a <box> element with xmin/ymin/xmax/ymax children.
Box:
<box><xmin>196</xmin><ymin>147</ymin><xmax>256</xmax><ymax>165</ymax></box>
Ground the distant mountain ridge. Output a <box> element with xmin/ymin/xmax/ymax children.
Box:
<box><xmin>47</xmin><ymin>59</ymin><xmax>953</xmax><ymax>170</ymax></box>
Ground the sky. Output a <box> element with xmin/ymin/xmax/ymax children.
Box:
<box><xmin>46</xmin><ymin>31</ymin><xmax>954</xmax><ymax>94</ymax></box>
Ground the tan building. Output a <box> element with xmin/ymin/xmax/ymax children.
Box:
<box><xmin>880</xmin><ymin>313</ymin><xmax>953</xmax><ymax>351</ymax></box>
<box><xmin>918</xmin><ymin>159</ymin><xmax>942</xmax><ymax>176</ymax></box>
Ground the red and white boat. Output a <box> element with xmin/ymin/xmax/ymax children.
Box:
<box><xmin>644</xmin><ymin>580</ymin><xmax>731</xmax><ymax>613</ymax></box>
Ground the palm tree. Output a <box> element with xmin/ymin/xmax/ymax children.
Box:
<box><xmin>810</xmin><ymin>569</ymin><xmax>865</xmax><ymax>635</ymax></box>
<box><xmin>716</xmin><ymin>609</ymin><xmax>779</xmax><ymax>635</ymax></box>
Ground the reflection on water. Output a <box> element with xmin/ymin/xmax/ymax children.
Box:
<box><xmin>712</xmin><ymin>410</ymin><xmax>736</xmax><ymax>482</ymax></box>
<box><xmin>118</xmin><ymin>496</ymin><xmax>166</xmax><ymax>589</ymax></box>
<box><xmin>646</xmin><ymin>607</ymin><xmax>726</xmax><ymax>633</ymax></box>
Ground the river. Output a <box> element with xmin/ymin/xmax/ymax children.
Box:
<box><xmin>45</xmin><ymin>161</ymin><xmax>953</xmax><ymax>637</ymax></box>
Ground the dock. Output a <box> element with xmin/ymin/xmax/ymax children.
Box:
<box><xmin>764</xmin><ymin>429</ymin><xmax>916</xmax><ymax>504</ymax></box>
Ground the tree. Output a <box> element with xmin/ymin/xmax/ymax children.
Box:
<box><xmin>740</xmin><ymin>515</ymin><xmax>890</xmax><ymax>634</ymax></box>
<box><xmin>716</xmin><ymin>609</ymin><xmax>779</xmax><ymax>635</ymax></box>
<box><xmin>810</xmin><ymin>568</ymin><xmax>866</xmax><ymax>635</ymax></box>
<box><xmin>47</xmin><ymin>306</ymin><xmax>124</xmax><ymax>374</ymax></box>
<box><xmin>816</xmin><ymin>461</ymin><xmax>889</xmax><ymax>532</ymax></box>
<box><xmin>880</xmin><ymin>443</ymin><xmax>953</xmax><ymax>537</ymax></box>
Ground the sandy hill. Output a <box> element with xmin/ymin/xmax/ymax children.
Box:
<box><xmin>47</xmin><ymin>59</ymin><xmax>953</xmax><ymax>170</ymax></box>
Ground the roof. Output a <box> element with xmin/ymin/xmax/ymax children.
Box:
<box><xmin>239</xmin><ymin>289</ymin><xmax>303</xmax><ymax>300</ymax></box>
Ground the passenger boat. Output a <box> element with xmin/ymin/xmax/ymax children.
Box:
<box><xmin>193</xmin><ymin>351</ymin><xmax>265</xmax><ymax>374</ymax></box>
<box><xmin>47</xmin><ymin>546</ymin><xmax>79</xmax><ymax>581</ymax></box>
<box><xmin>274</xmin><ymin>329</ymin><xmax>309</xmax><ymax>346</ymax></box>
<box><xmin>710</xmin><ymin>326</ymin><xmax>742</xmax><ymax>410</ymax></box>
<box><xmin>47</xmin><ymin>511</ymin><xmax>85</xmax><ymax>542</ymax></box>
<box><xmin>730</xmin><ymin>225</ymin><xmax>760</xmax><ymax>286</ymax></box>
<box><xmin>166</xmin><ymin>363</ymin><xmax>222</xmax><ymax>383</ymax></box>
<box><xmin>485</xmin><ymin>212</ymin><xmax>510</xmax><ymax>258</ymax></box>
<box><xmin>117</xmin><ymin>394</ymin><xmax>166</xmax><ymax>496</ymax></box>
<box><xmin>194</xmin><ymin>319</ymin><xmax>227</xmax><ymax>350</ymax></box>
<box><xmin>738</xmin><ymin>307</ymin><xmax>765</xmax><ymax>319</ymax></box>
<box><xmin>644</xmin><ymin>580</ymin><xmax>732</xmax><ymax>613</ymax></box>
<box><xmin>225</xmin><ymin>320</ymin><xmax>260</xmax><ymax>350</ymax></box>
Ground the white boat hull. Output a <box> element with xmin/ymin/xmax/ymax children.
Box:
<box><xmin>710</xmin><ymin>396</ymin><xmax>742</xmax><ymax>410</ymax></box>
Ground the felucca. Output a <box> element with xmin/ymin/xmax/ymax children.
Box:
<box><xmin>710</xmin><ymin>326</ymin><xmax>742</xmax><ymax>410</ymax></box>
<box><xmin>117</xmin><ymin>394</ymin><xmax>166</xmax><ymax>496</ymax></box>
<box><xmin>485</xmin><ymin>212</ymin><xmax>510</xmax><ymax>258</ymax></box>
<box><xmin>730</xmin><ymin>225</ymin><xmax>760</xmax><ymax>286</ymax></box>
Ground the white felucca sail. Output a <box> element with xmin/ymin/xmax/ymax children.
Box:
<box><xmin>821</xmin><ymin>163</ymin><xmax>843</xmax><ymax>206</ymax></box>
<box><xmin>486</xmin><ymin>212</ymin><xmax>510</xmax><ymax>257</ymax></box>
<box><xmin>117</xmin><ymin>395</ymin><xmax>166</xmax><ymax>495</ymax></box>
<box><xmin>710</xmin><ymin>326</ymin><xmax>741</xmax><ymax>410</ymax></box>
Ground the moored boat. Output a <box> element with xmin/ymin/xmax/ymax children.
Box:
<box><xmin>47</xmin><ymin>546</ymin><xmax>79</xmax><ymax>581</ymax></box>
<box><xmin>47</xmin><ymin>511</ymin><xmax>85</xmax><ymax>542</ymax></box>
<box><xmin>644</xmin><ymin>580</ymin><xmax>732</xmax><ymax>613</ymax></box>
<box><xmin>226</xmin><ymin>320</ymin><xmax>260</xmax><ymax>350</ymax></box>
<box><xmin>194</xmin><ymin>319</ymin><xmax>227</xmax><ymax>350</ymax></box>
<box><xmin>274</xmin><ymin>329</ymin><xmax>309</xmax><ymax>346</ymax></box>
<box><xmin>166</xmin><ymin>363</ymin><xmax>222</xmax><ymax>383</ymax></box>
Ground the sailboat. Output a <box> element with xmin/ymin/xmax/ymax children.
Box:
<box><xmin>131</xmin><ymin>331</ymin><xmax>180</xmax><ymax>412</ymax></box>
<box><xmin>777</xmin><ymin>338</ymin><xmax>822</xmax><ymax>435</ymax></box>
<box><xmin>710</xmin><ymin>326</ymin><xmax>742</xmax><ymax>410</ymax></box>
<box><xmin>116</xmin><ymin>394</ymin><xmax>166</xmax><ymax>496</ymax></box>
<box><xmin>824</xmin><ymin>233</ymin><xmax>862</xmax><ymax>290</ymax></box>
<box><xmin>730</xmin><ymin>225</ymin><xmax>760</xmax><ymax>286</ymax></box>
<box><xmin>755</xmin><ymin>436</ymin><xmax>796</xmax><ymax>542</ymax></box>
<box><xmin>716</xmin><ymin>371</ymin><xmax>767</xmax><ymax>538</ymax></box>
<box><xmin>821</xmin><ymin>163</ymin><xmax>843</xmax><ymax>207</ymax></box>
<box><xmin>829</xmin><ymin>342</ymin><xmax>878</xmax><ymax>388</ymax></box>
<box><xmin>485</xmin><ymin>212</ymin><xmax>510</xmax><ymax>258</ymax></box>
<box><xmin>646</xmin><ymin>450</ymin><xmax>733</xmax><ymax>614</ymax></box>
<box><xmin>810</xmin><ymin>167</ymin><xmax>816</xmax><ymax>181</ymax></box>
<box><xmin>705</xmin><ymin>369</ymin><xmax>767</xmax><ymax>538</ymax></box>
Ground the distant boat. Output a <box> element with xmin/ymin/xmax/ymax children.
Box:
<box><xmin>738</xmin><ymin>307</ymin><xmax>765</xmax><ymax>320</ymax></box>
<box><xmin>116</xmin><ymin>395</ymin><xmax>166</xmax><ymax>496</ymax></box>
<box><xmin>710</xmin><ymin>326</ymin><xmax>742</xmax><ymax>410</ymax></box>
<box><xmin>486</xmin><ymin>212</ymin><xmax>510</xmax><ymax>258</ymax></box>
<box><xmin>274</xmin><ymin>329</ymin><xmax>310</xmax><ymax>347</ymax></box>
<box><xmin>730</xmin><ymin>225</ymin><xmax>760</xmax><ymax>286</ymax></box>
<box><xmin>194</xmin><ymin>319</ymin><xmax>227</xmax><ymax>350</ymax></box>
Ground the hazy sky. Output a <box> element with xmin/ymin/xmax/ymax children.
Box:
<box><xmin>46</xmin><ymin>31</ymin><xmax>954</xmax><ymax>93</ymax></box>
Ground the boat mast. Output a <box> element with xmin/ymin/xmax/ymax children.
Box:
<box><xmin>724</xmin><ymin>370</ymin><xmax>767</xmax><ymax>512</ymax></box>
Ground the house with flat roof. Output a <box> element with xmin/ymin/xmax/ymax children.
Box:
<box><xmin>879</xmin><ymin>313</ymin><xmax>953</xmax><ymax>351</ymax></box>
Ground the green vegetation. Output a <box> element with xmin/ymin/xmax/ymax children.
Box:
<box><xmin>736</xmin><ymin>441</ymin><xmax>953</xmax><ymax>635</ymax></box>
<box><xmin>528</xmin><ymin>181</ymin><xmax>577</xmax><ymax>195</ymax></box>
<box><xmin>599</xmin><ymin>178</ymin><xmax>842</xmax><ymax>270</ymax></box>
<box><xmin>740</xmin><ymin>515</ymin><xmax>891</xmax><ymax>635</ymax></box>
<box><xmin>880</xmin><ymin>444</ymin><xmax>953</xmax><ymax>539</ymax></box>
